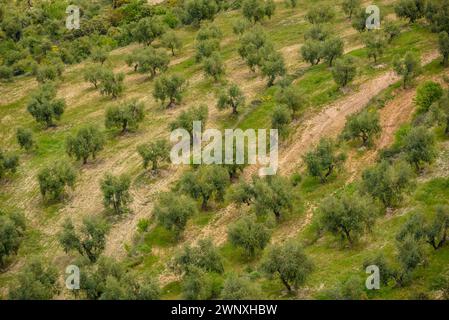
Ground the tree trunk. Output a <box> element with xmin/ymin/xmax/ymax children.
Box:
<box><xmin>279</xmin><ymin>274</ymin><xmax>292</xmax><ymax>292</ymax></box>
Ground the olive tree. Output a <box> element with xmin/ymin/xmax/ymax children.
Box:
<box><xmin>178</xmin><ymin>165</ymin><xmax>230</xmax><ymax>209</ymax></box>
<box><xmin>161</xmin><ymin>31</ymin><xmax>182</xmax><ymax>56</ymax></box>
<box><xmin>126</xmin><ymin>47</ymin><xmax>169</xmax><ymax>79</ymax></box>
<box><xmin>439</xmin><ymin>31</ymin><xmax>449</xmax><ymax>67</ymax></box>
<box><xmin>402</xmin><ymin>126</ymin><xmax>436</xmax><ymax>170</ymax></box>
<box><xmin>0</xmin><ymin>210</ymin><xmax>26</xmax><ymax>268</ymax></box>
<box><xmin>172</xmin><ymin>238</ymin><xmax>224</xmax><ymax>274</ymax></box>
<box><xmin>394</xmin><ymin>0</ymin><xmax>426</xmax><ymax>23</ymax></box>
<box><xmin>361</xmin><ymin>160</ymin><xmax>414</xmax><ymax>208</ymax></box>
<box><xmin>341</xmin><ymin>0</ymin><xmax>361</xmax><ymax>18</ymax></box>
<box><xmin>137</xmin><ymin>139</ymin><xmax>170</xmax><ymax>171</ymax></box>
<box><xmin>322</xmin><ymin>37</ymin><xmax>344</xmax><ymax>66</ymax></box>
<box><xmin>58</xmin><ymin>216</ymin><xmax>109</xmax><ymax>262</ymax></box>
<box><xmin>38</xmin><ymin>160</ymin><xmax>76</xmax><ymax>201</ymax></box>
<box><xmin>66</xmin><ymin>125</ymin><xmax>105</xmax><ymax>164</ymax></box>
<box><xmin>153</xmin><ymin>74</ymin><xmax>187</xmax><ymax>108</ymax></box>
<box><xmin>393</xmin><ymin>52</ymin><xmax>421</xmax><ymax>88</ymax></box>
<box><xmin>203</xmin><ymin>51</ymin><xmax>225</xmax><ymax>81</ymax></box>
<box><xmin>169</xmin><ymin>105</ymin><xmax>208</xmax><ymax>139</ymax></box>
<box><xmin>415</xmin><ymin>81</ymin><xmax>443</xmax><ymax>113</ymax></box>
<box><xmin>332</xmin><ymin>56</ymin><xmax>357</xmax><ymax>88</ymax></box>
<box><xmin>0</xmin><ymin>149</ymin><xmax>19</xmax><ymax>179</ymax></box>
<box><xmin>98</xmin><ymin>69</ymin><xmax>125</xmax><ymax>99</ymax></box>
<box><xmin>16</xmin><ymin>127</ymin><xmax>34</xmax><ymax>151</ymax></box>
<box><xmin>27</xmin><ymin>83</ymin><xmax>65</xmax><ymax>128</ymax></box>
<box><xmin>271</xmin><ymin>105</ymin><xmax>292</xmax><ymax>135</ymax></box>
<box><xmin>84</xmin><ymin>65</ymin><xmax>106</xmax><ymax>89</ymax></box>
<box><xmin>8</xmin><ymin>259</ymin><xmax>58</xmax><ymax>300</ymax></box>
<box><xmin>217</xmin><ymin>84</ymin><xmax>245</xmax><ymax>115</ymax></box>
<box><xmin>306</xmin><ymin>6</ymin><xmax>335</xmax><ymax>24</ymax></box>
<box><xmin>301</xmin><ymin>40</ymin><xmax>323</xmax><ymax>66</ymax></box>
<box><xmin>227</xmin><ymin>215</ymin><xmax>270</xmax><ymax>257</ymax></box>
<box><xmin>183</xmin><ymin>0</ymin><xmax>219</xmax><ymax>27</ymax></box>
<box><xmin>260</xmin><ymin>48</ymin><xmax>286</xmax><ymax>86</ymax></box>
<box><xmin>303</xmin><ymin>138</ymin><xmax>346</xmax><ymax>183</ymax></box>
<box><xmin>133</xmin><ymin>16</ymin><xmax>166</xmax><ymax>46</ymax></box>
<box><xmin>260</xmin><ymin>240</ymin><xmax>314</xmax><ymax>292</ymax></box>
<box><xmin>319</xmin><ymin>192</ymin><xmax>379</xmax><ymax>245</ymax></box>
<box><xmin>221</xmin><ymin>274</ymin><xmax>260</xmax><ymax>299</ymax></box>
<box><xmin>91</xmin><ymin>46</ymin><xmax>109</xmax><ymax>65</ymax></box>
<box><xmin>275</xmin><ymin>85</ymin><xmax>305</xmax><ymax>118</ymax></box>
<box><xmin>153</xmin><ymin>192</ymin><xmax>198</xmax><ymax>239</ymax></box>
<box><xmin>105</xmin><ymin>100</ymin><xmax>145</xmax><ymax>133</ymax></box>
<box><xmin>100</xmin><ymin>173</ymin><xmax>132</xmax><ymax>215</ymax></box>
<box><xmin>363</xmin><ymin>31</ymin><xmax>387</xmax><ymax>63</ymax></box>
<box><xmin>341</xmin><ymin>108</ymin><xmax>381</xmax><ymax>147</ymax></box>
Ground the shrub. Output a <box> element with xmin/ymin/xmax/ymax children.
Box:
<box><xmin>16</xmin><ymin>127</ymin><xmax>34</xmax><ymax>151</ymax></box>
<box><xmin>37</xmin><ymin>160</ymin><xmax>76</xmax><ymax>201</ymax></box>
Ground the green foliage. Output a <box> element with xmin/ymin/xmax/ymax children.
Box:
<box><xmin>271</xmin><ymin>105</ymin><xmax>292</xmax><ymax>135</ymax></box>
<box><xmin>0</xmin><ymin>149</ymin><xmax>18</xmax><ymax>179</ymax></box>
<box><xmin>91</xmin><ymin>46</ymin><xmax>109</xmax><ymax>65</ymax></box>
<box><xmin>137</xmin><ymin>139</ymin><xmax>170</xmax><ymax>171</ymax></box>
<box><xmin>169</xmin><ymin>105</ymin><xmax>208</xmax><ymax>139</ymax></box>
<box><xmin>402</xmin><ymin>126</ymin><xmax>436</xmax><ymax>170</ymax></box>
<box><xmin>322</xmin><ymin>37</ymin><xmax>344</xmax><ymax>66</ymax></box>
<box><xmin>242</xmin><ymin>0</ymin><xmax>275</xmax><ymax>23</ymax></box>
<box><xmin>306</xmin><ymin>5</ymin><xmax>335</xmax><ymax>24</ymax></box>
<box><xmin>227</xmin><ymin>215</ymin><xmax>270</xmax><ymax>257</ymax></box>
<box><xmin>154</xmin><ymin>192</ymin><xmax>198</xmax><ymax>238</ymax></box>
<box><xmin>16</xmin><ymin>127</ymin><xmax>34</xmax><ymax>152</ymax></box>
<box><xmin>332</xmin><ymin>56</ymin><xmax>357</xmax><ymax>88</ymax></box>
<box><xmin>394</xmin><ymin>0</ymin><xmax>427</xmax><ymax>23</ymax></box>
<box><xmin>178</xmin><ymin>165</ymin><xmax>230</xmax><ymax>209</ymax></box>
<box><xmin>172</xmin><ymin>238</ymin><xmax>224</xmax><ymax>274</ymax></box>
<box><xmin>8</xmin><ymin>259</ymin><xmax>58</xmax><ymax>300</ymax></box>
<box><xmin>27</xmin><ymin>83</ymin><xmax>65</xmax><ymax>128</ymax></box>
<box><xmin>66</xmin><ymin>125</ymin><xmax>105</xmax><ymax>164</ymax></box>
<box><xmin>133</xmin><ymin>16</ymin><xmax>166</xmax><ymax>46</ymax></box>
<box><xmin>183</xmin><ymin>0</ymin><xmax>219</xmax><ymax>27</ymax></box>
<box><xmin>363</xmin><ymin>31</ymin><xmax>387</xmax><ymax>63</ymax></box>
<box><xmin>232</xmin><ymin>18</ymin><xmax>249</xmax><ymax>35</ymax></box>
<box><xmin>260</xmin><ymin>240</ymin><xmax>314</xmax><ymax>292</ymax></box>
<box><xmin>393</xmin><ymin>51</ymin><xmax>421</xmax><ymax>88</ymax></box>
<box><xmin>260</xmin><ymin>48</ymin><xmax>286</xmax><ymax>86</ymax></box>
<box><xmin>105</xmin><ymin>100</ymin><xmax>145</xmax><ymax>133</ymax></box>
<box><xmin>341</xmin><ymin>0</ymin><xmax>361</xmax><ymax>19</ymax></box>
<box><xmin>153</xmin><ymin>73</ymin><xmax>186</xmax><ymax>108</ymax></box>
<box><xmin>58</xmin><ymin>216</ymin><xmax>109</xmax><ymax>263</ymax></box>
<box><xmin>304</xmin><ymin>24</ymin><xmax>330</xmax><ymax>41</ymax></box>
<box><xmin>425</xmin><ymin>0</ymin><xmax>449</xmax><ymax>33</ymax></box>
<box><xmin>126</xmin><ymin>47</ymin><xmax>169</xmax><ymax>78</ymax></box>
<box><xmin>0</xmin><ymin>210</ymin><xmax>26</xmax><ymax>268</ymax></box>
<box><xmin>35</xmin><ymin>62</ymin><xmax>64</xmax><ymax>84</ymax></box>
<box><xmin>161</xmin><ymin>31</ymin><xmax>182</xmax><ymax>56</ymax></box>
<box><xmin>361</xmin><ymin>160</ymin><xmax>414</xmax><ymax>208</ymax></box>
<box><xmin>203</xmin><ymin>51</ymin><xmax>225</xmax><ymax>81</ymax></box>
<box><xmin>301</xmin><ymin>40</ymin><xmax>323</xmax><ymax>66</ymax></box>
<box><xmin>83</xmin><ymin>65</ymin><xmax>106</xmax><ymax>89</ymax></box>
<box><xmin>217</xmin><ymin>84</ymin><xmax>245</xmax><ymax>114</ymax></box>
<box><xmin>341</xmin><ymin>108</ymin><xmax>381</xmax><ymax>147</ymax></box>
<box><xmin>38</xmin><ymin>160</ymin><xmax>76</xmax><ymax>201</ymax></box>
<box><xmin>384</xmin><ymin>20</ymin><xmax>401</xmax><ymax>43</ymax></box>
<box><xmin>325</xmin><ymin>276</ymin><xmax>367</xmax><ymax>300</ymax></box>
<box><xmin>238</xmin><ymin>26</ymin><xmax>271</xmax><ymax>71</ymax></box>
<box><xmin>351</xmin><ymin>8</ymin><xmax>369</xmax><ymax>33</ymax></box>
<box><xmin>303</xmin><ymin>138</ymin><xmax>346</xmax><ymax>183</ymax></box>
<box><xmin>415</xmin><ymin>81</ymin><xmax>443</xmax><ymax>113</ymax></box>
<box><xmin>100</xmin><ymin>173</ymin><xmax>132</xmax><ymax>215</ymax></box>
<box><xmin>439</xmin><ymin>31</ymin><xmax>449</xmax><ymax>67</ymax></box>
<box><xmin>98</xmin><ymin>69</ymin><xmax>125</xmax><ymax>99</ymax></box>
<box><xmin>221</xmin><ymin>273</ymin><xmax>260</xmax><ymax>299</ymax></box>
<box><xmin>275</xmin><ymin>85</ymin><xmax>305</xmax><ymax>118</ymax></box>
<box><xmin>397</xmin><ymin>206</ymin><xmax>449</xmax><ymax>250</ymax></box>
<box><xmin>319</xmin><ymin>191</ymin><xmax>379</xmax><ymax>245</ymax></box>
<box><xmin>230</xmin><ymin>176</ymin><xmax>294</xmax><ymax>221</ymax></box>
<box><xmin>79</xmin><ymin>256</ymin><xmax>160</xmax><ymax>300</ymax></box>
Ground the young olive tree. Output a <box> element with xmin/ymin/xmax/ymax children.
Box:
<box><xmin>217</xmin><ymin>84</ymin><xmax>245</xmax><ymax>115</ymax></box>
<box><xmin>100</xmin><ymin>173</ymin><xmax>132</xmax><ymax>215</ymax></box>
<box><xmin>137</xmin><ymin>139</ymin><xmax>170</xmax><ymax>171</ymax></box>
<box><xmin>27</xmin><ymin>83</ymin><xmax>65</xmax><ymax>128</ymax></box>
<box><xmin>37</xmin><ymin>160</ymin><xmax>76</xmax><ymax>202</ymax></box>
<box><xmin>260</xmin><ymin>240</ymin><xmax>314</xmax><ymax>292</ymax></box>
<box><xmin>66</xmin><ymin>125</ymin><xmax>105</xmax><ymax>164</ymax></box>
<box><xmin>105</xmin><ymin>100</ymin><xmax>145</xmax><ymax>133</ymax></box>
<box><xmin>153</xmin><ymin>74</ymin><xmax>187</xmax><ymax>108</ymax></box>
